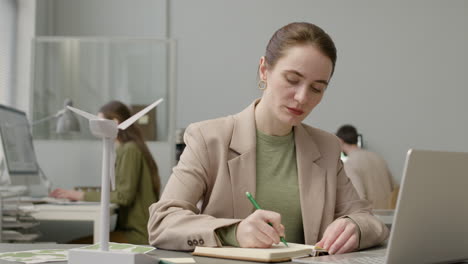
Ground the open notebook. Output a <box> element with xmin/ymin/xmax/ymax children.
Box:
<box><xmin>193</xmin><ymin>243</ymin><xmax>324</xmax><ymax>262</ymax></box>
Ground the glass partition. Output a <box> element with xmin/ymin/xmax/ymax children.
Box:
<box><xmin>31</xmin><ymin>37</ymin><xmax>175</xmax><ymax>142</ymax></box>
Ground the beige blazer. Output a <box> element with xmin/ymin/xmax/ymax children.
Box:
<box><xmin>148</xmin><ymin>100</ymin><xmax>389</xmax><ymax>251</ymax></box>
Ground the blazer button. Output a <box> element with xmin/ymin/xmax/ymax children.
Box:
<box><xmin>199</xmin><ymin>239</ymin><xmax>204</xmax><ymax>245</ymax></box>
<box><xmin>187</xmin><ymin>240</ymin><xmax>193</xmax><ymax>246</ymax></box>
<box><xmin>193</xmin><ymin>239</ymin><xmax>198</xmax><ymax>246</ymax></box>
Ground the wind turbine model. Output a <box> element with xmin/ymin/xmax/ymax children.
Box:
<box><xmin>67</xmin><ymin>98</ymin><xmax>163</xmax><ymax>264</ymax></box>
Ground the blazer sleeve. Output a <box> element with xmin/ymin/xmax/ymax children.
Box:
<box><xmin>343</xmin><ymin>162</ymin><xmax>367</xmax><ymax>199</ymax></box>
<box><xmin>335</xmin><ymin>160</ymin><xmax>390</xmax><ymax>250</ymax></box>
<box><xmin>147</xmin><ymin>124</ymin><xmax>240</xmax><ymax>250</ymax></box>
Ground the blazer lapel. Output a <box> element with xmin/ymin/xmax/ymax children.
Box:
<box><xmin>295</xmin><ymin>124</ymin><xmax>326</xmax><ymax>244</ymax></box>
<box><xmin>228</xmin><ymin>101</ymin><xmax>258</xmax><ymax>218</ymax></box>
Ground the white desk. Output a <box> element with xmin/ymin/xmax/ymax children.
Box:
<box><xmin>31</xmin><ymin>203</ymin><xmax>118</xmax><ymax>243</ymax></box>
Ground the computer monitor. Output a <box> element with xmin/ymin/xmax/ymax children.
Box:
<box><xmin>0</xmin><ymin>104</ymin><xmax>41</xmax><ymax>187</ymax></box>
<box><xmin>340</xmin><ymin>134</ymin><xmax>363</xmax><ymax>162</ymax></box>
<box><xmin>357</xmin><ymin>134</ymin><xmax>363</xmax><ymax>149</ymax></box>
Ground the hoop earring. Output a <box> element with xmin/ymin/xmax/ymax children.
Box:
<box><xmin>258</xmin><ymin>80</ymin><xmax>267</xmax><ymax>90</ymax></box>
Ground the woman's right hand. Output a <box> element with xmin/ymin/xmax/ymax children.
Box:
<box><xmin>49</xmin><ymin>188</ymin><xmax>84</xmax><ymax>201</ymax></box>
<box><xmin>236</xmin><ymin>209</ymin><xmax>285</xmax><ymax>248</ymax></box>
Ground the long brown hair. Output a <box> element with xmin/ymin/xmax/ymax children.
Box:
<box><xmin>99</xmin><ymin>100</ymin><xmax>161</xmax><ymax>198</ymax></box>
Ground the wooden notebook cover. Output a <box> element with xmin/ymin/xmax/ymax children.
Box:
<box><xmin>193</xmin><ymin>243</ymin><xmax>314</xmax><ymax>263</ymax></box>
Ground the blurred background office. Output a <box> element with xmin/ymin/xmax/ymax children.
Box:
<box><xmin>337</xmin><ymin>124</ymin><xmax>395</xmax><ymax>209</ymax></box>
<box><xmin>1</xmin><ymin>0</ymin><xmax>468</xmax><ymax>240</ymax></box>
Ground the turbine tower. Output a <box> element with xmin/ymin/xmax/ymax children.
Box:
<box><xmin>67</xmin><ymin>98</ymin><xmax>163</xmax><ymax>264</ymax></box>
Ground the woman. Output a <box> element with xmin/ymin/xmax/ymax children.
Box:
<box><xmin>148</xmin><ymin>22</ymin><xmax>388</xmax><ymax>254</ymax></box>
<box><xmin>50</xmin><ymin>100</ymin><xmax>161</xmax><ymax>245</ymax></box>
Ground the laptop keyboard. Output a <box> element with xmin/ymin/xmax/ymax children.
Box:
<box><xmin>326</xmin><ymin>256</ymin><xmax>385</xmax><ymax>264</ymax></box>
<box><xmin>302</xmin><ymin>256</ymin><xmax>385</xmax><ymax>264</ymax></box>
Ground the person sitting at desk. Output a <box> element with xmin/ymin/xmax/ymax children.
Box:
<box><xmin>336</xmin><ymin>124</ymin><xmax>394</xmax><ymax>209</ymax></box>
<box><xmin>50</xmin><ymin>100</ymin><xmax>161</xmax><ymax>245</ymax></box>
<box><xmin>147</xmin><ymin>22</ymin><xmax>389</xmax><ymax>254</ymax></box>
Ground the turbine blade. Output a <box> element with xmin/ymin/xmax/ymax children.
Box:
<box><xmin>67</xmin><ymin>106</ymin><xmax>100</xmax><ymax>120</ymax></box>
<box><xmin>118</xmin><ymin>98</ymin><xmax>163</xmax><ymax>130</ymax></box>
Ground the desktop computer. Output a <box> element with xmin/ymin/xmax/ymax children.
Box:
<box><xmin>0</xmin><ymin>104</ymin><xmax>50</xmax><ymax>196</ymax></box>
<box><xmin>340</xmin><ymin>134</ymin><xmax>363</xmax><ymax>162</ymax></box>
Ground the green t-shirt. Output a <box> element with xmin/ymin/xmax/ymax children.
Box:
<box><xmin>217</xmin><ymin>129</ymin><xmax>304</xmax><ymax>245</ymax></box>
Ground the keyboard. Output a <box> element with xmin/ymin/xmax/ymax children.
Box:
<box><xmin>328</xmin><ymin>256</ymin><xmax>385</xmax><ymax>264</ymax></box>
<box><xmin>18</xmin><ymin>196</ymin><xmax>72</xmax><ymax>204</ymax></box>
<box><xmin>294</xmin><ymin>255</ymin><xmax>385</xmax><ymax>264</ymax></box>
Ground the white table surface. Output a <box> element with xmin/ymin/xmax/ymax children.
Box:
<box><xmin>31</xmin><ymin>203</ymin><xmax>118</xmax><ymax>243</ymax></box>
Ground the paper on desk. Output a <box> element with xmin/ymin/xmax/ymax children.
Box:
<box><xmin>0</xmin><ymin>249</ymin><xmax>67</xmax><ymax>264</ymax></box>
<box><xmin>0</xmin><ymin>243</ymin><xmax>155</xmax><ymax>264</ymax></box>
<box><xmin>79</xmin><ymin>242</ymin><xmax>155</xmax><ymax>254</ymax></box>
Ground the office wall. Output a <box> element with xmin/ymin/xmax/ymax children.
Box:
<box><xmin>34</xmin><ymin>0</ymin><xmax>175</xmax><ymax>189</ymax></box>
<box><xmin>0</xmin><ymin>0</ymin><xmax>16</xmax><ymax>105</ymax></box>
<box><xmin>36</xmin><ymin>0</ymin><xmax>167</xmax><ymax>37</ymax></box>
<box><xmin>15</xmin><ymin>0</ymin><xmax>36</xmax><ymax>113</ymax></box>
<box><xmin>170</xmin><ymin>0</ymin><xmax>468</xmax><ymax>183</ymax></box>
<box><xmin>33</xmin><ymin>0</ymin><xmax>468</xmax><ymax>185</ymax></box>
<box><xmin>0</xmin><ymin>0</ymin><xmax>35</xmax><ymax>111</ymax></box>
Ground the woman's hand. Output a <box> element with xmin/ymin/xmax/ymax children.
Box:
<box><xmin>49</xmin><ymin>188</ymin><xmax>84</xmax><ymax>201</ymax></box>
<box><xmin>236</xmin><ymin>209</ymin><xmax>285</xmax><ymax>248</ymax></box>
<box><xmin>315</xmin><ymin>218</ymin><xmax>359</xmax><ymax>255</ymax></box>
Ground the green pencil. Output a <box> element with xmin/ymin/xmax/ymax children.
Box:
<box><xmin>245</xmin><ymin>191</ymin><xmax>289</xmax><ymax>247</ymax></box>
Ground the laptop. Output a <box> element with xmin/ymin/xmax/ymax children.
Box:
<box><xmin>294</xmin><ymin>149</ymin><xmax>468</xmax><ymax>264</ymax></box>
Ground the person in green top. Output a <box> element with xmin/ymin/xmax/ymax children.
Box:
<box><xmin>50</xmin><ymin>100</ymin><xmax>161</xmax><ymax>245</ymax></box>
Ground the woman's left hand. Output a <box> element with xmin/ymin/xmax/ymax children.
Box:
<box><xmin>315</xmin><ymin>218</ymin><xmax>359</xmax><ymax>255</ymax></box>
